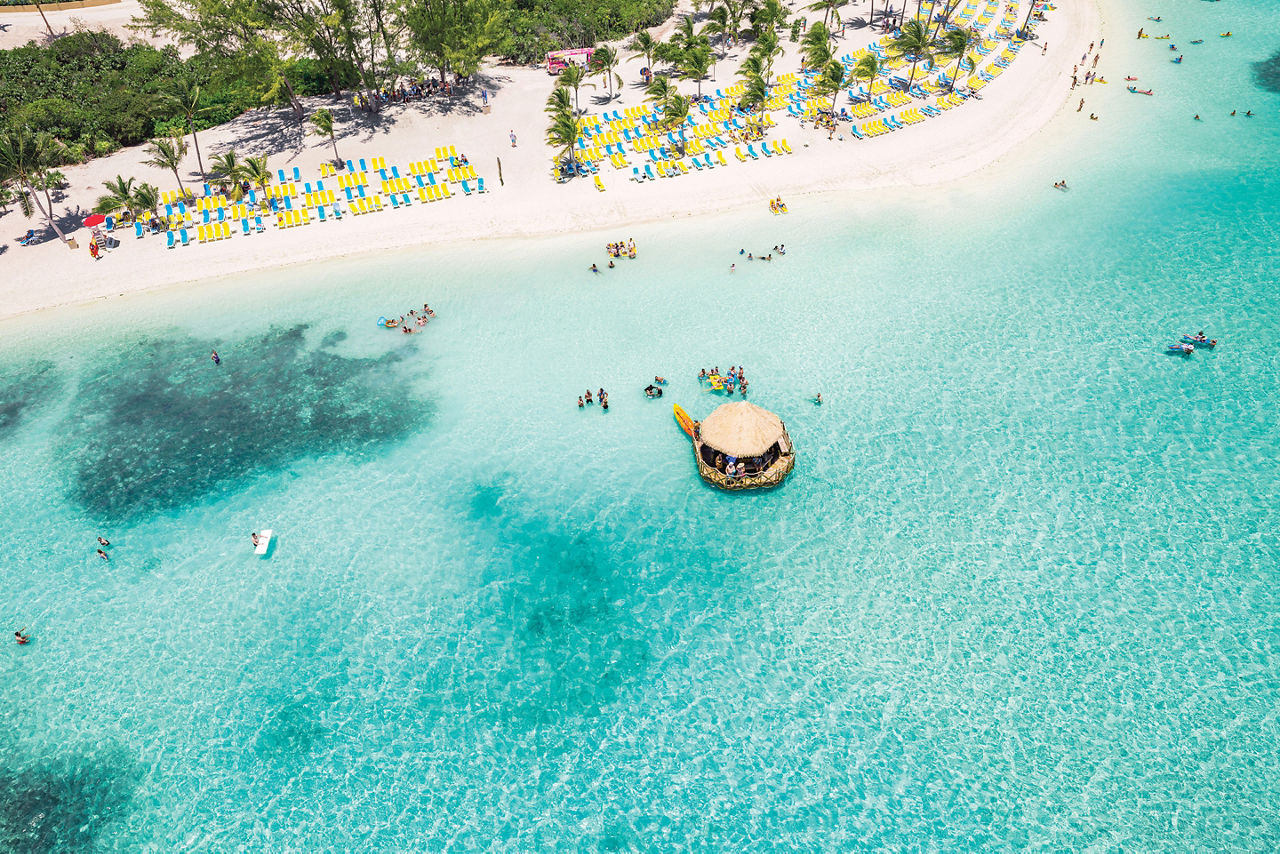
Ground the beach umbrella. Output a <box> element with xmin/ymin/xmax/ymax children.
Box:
<box><xmin>83</xmin><ymin>213</ymin><xmax>106</xmax><ymax>228</ymax></box>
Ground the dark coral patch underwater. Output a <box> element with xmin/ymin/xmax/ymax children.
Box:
<box><xmin>57</xmin><ymin>325</ymin><xmax>432</xmax><ymax>523</ymax></box>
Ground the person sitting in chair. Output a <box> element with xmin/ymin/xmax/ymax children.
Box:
<box><xmin>17</xmin><ymin>229</ymin><xmax>36</xmax><ymax>245</ymax></box>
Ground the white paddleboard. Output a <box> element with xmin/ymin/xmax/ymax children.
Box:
<box><xmin>255</xmin><ymin>529</ymin><xmax>273</xmax><ymax>555</ymax></box>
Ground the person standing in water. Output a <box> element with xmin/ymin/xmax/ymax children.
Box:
<box><xmin>211</xmin><ymin>350</ymin><xmax>221</xmax><ymax>366</ymax></box>
<box><xmin>15</xmin><ymin>629</ymin><xmax>30</xmax><ymax>645</ymax></box>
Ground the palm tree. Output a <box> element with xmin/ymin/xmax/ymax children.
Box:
<box><xmin>628</xmin><ymin>31</ymin><xmax>658</xmax><ymax>72</ymax></box>
<box><xmin>545</xmin><ymin>104</ymin><xmax>578</xmax><ymax>174</ymax></box>
<box><xmin>738</xmin><ymin>73</ymin><xmax>770</xmax><ymax>112</ymax></box>
<box><xmin>853</xmin><ymin>53</ymin><xmax>882</xmax><ymax>101</ymax></box>
<box><xmin>929</xmin><ymin>0</ymin><xmax>963</xmax><ymax>39</ymax></box>
<box><xmin>801</xmin><ymin>22</ymin><xmax>833</xmax><ymax>69</ymax></box>
<box><xmin>93</xmin><ymin>175</ymin><xmax>136</xmax><ymax>215</ymax></box>
<box><xmin>31</xmin><ymin>0</ymin><xmax>54</xmax><ymax>38</ymax></box>
<box><xmin>0</xmin><ymin>127</ymin><xmax>68</xmax><ymax>242</ymax></box>
<box><xmin>156</xmin><ymin>78</ymin><xmax>210</xmax><ymax>181</ymax></box>
<box><xmin>142</xmin><ymin>134</ymin><xmax>190</xmax><ymax>195</ymax></box>
<box><xmin>679</xmin><ymin>45</ymin><xmax>714</xmax><ymax>99</ymax></box>
<box><xmin>589</xmin><ymin>46</ymin><xmax>623</xmax><ymax>101</ymax></box>
<box><xmin>725</xmin><ymin>0</ymin><xmax>750</xmax><ymax>46</ymax></box>
<box><xmin>208</xmin><ymin>148</ymin><xmax>244</xmax><ymax>183</ymax></box>
<box><xmin>702</xmin><ymin>6</ymin><xmax>732</xmax><ymax>58</ymax></box>
<box><xmin>131</xmin><ymin>183</ymin><xmax>160</xmax><ymax>215</ymax></box>
<box><xmin>888</xmin><ymin>19</ymin><xmax>934</xmax><ymax>86</ymax></box>
<box><xmin>241</xmin><ymin>155</ymin><xmax>272</xmax><ymax>200</ymax></box>
<box><xmin>751</xmin><ymin>28</ymin><xmax>783</xmax><ymax>86</ymax></box>
<box><xmin>645</xmin><ymin>75</ymin><xmax>677</xmax><ymax>115</ymax></box>
<box><xmin>557</xmin><ymin>63</ymin><xmax>594</xmax><ymax>113</ymax></box>
<box><xmin>937</xmin><ymin>26</ymin><xmax>979</xmax><ymax>91</ymax></box>
<box><xmin>671</xmin><ymin>15</ymin><xmax>706</xmax><ymax>55</ymax></box>
<box><xmin>752</xmin><ymin>0</ymin><xmax>790</xmax><ymax>33</ymax></box>
<box><xmin>812</xmin><ymin>59</ymin><xmax>847</xmax><ymax>111</ymax></box>
<box><xmin>308</xmin><ymin>108</ymin><xmax>343</xmax><ymax>165</ymax></box>
<box><xmin>806</xmin><ymin>0</ymin><xmax>843</xmax><ymax>31</ymax></box>
<box><xmin>545</xmin><ymin>86</ymin><xmax>571</xmax><ymax>116</ymax></box>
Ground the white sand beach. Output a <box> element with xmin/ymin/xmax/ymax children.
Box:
<box><xmin>0</xmin><ymin>0</ymin><xmax>1102</xmax><ymax>319</ymax></box>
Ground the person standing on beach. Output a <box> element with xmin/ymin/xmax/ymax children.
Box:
<box><xmin>509</xmin><ymin>130</ymin><xmax>517</xmax><ymax>147</ymax></box>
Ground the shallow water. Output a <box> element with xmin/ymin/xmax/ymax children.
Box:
<box><xmin>2</xmin><ymin>0</ymin><xmax>1280</xmax><ymax>848</ymax></box>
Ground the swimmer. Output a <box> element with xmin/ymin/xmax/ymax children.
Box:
<box><xmin>96</xmin><ymin>548</ymin><xmax>109</xmax><ymax>560</ymax></box>
<box><xmin>1089</xmin><ymin>113</ymin><xmax>1098</xmax><ymax>120</ymax></box>
<box><xmin>730</xmin><ymin>263</ymin><xmax>736</xmax><ymax>272</ymax></box>
<box><xmin>211</xmin><ymin>350</ymin><xmax>220</xmax><ymax>366</ymax></box>
<box><xmin>585</xmin><ymin>390</ymin><xmax>593</xmax><ymax>404</ymax></box>
<box><xmin>97</xmin><ymin>536</ymin><xmax>110</xmax><ymax>547</ymax></box>
<box><xmin>815</xmin><ymin>393</ymin><xmax>823</xmax><ymax>405</ymax></box>
<box><xmin>739</xmin><ymin>248</ymin><xmax>745</xmax><ymax>255</ymax></box>
<box><xmin>1194</xmin><ymin>114</ymin><xmax>1201</xmax><ymax>120</ymax></box>
<box><xmin>578</xmin><ymin>396</ymin><xmax>584</xmax><ymax>408</ymax></box>
<box><xmin>655</xmin><ymin>376</ymin><xmax>666</xmax><ymax>383</ymax></box>
<box><xmin>608</xmin><ymin>260</ymin><xmax>615</xmax><ymax>269</ymax></box>
<box><xmin>1231</xmin><ymin>110</ymin><xmax>1236</xmax><ymax>116</ymax></box>
<box><xmin>251</xmin><ymin>532</ymin><xmax>260</xmax><ymax>548</ymax></box>
<box><xmin>1245</xmin><ymin>110</ymin><xmax>1253</xmax><ymax>117</ymax></box>
<box><xmin>590</xmin><ymin>263</ymin><xmax>599</xmax><ymax>273</ymax></box>
<box><xmin>15</xmin><ymin>629</ymin><xmax>29</xmax><ymax>645</ymax></box>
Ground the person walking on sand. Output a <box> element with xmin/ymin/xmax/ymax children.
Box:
<box><xmin>509</xmin><ymin>130</ymin><xmax>517</xmax><ymax>147</ymax></box>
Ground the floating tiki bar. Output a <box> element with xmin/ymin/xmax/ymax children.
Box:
<box><xmin>676</xmin><ymin>401</ymin><xmax>796</xmax><ymax>490</ymax></box>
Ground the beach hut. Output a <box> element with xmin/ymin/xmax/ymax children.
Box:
<box><xmin>688</xmin><ymin>401</ymin><xmax>795</xmax><ymax>490</ymax></box>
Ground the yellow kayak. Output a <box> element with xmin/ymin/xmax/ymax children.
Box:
<box><xmin>672</xmin><ymin>404</ymin><xmax>695</xmax><ymax>440</ymax></box>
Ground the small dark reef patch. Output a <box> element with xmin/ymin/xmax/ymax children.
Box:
<box><xmin>0</xmin><ymin>361</ymin><xmax>62</xmax><ymax>441</ymax></box>
<box><xmin>1254</xmin><ymin>50</ymin><xmax>1280</xmax><ymax>93</ymax></box>
<box><xmin>59</xmin><ymin>325</ymin><xmax>431</xmax><ymax>522</ymax></box>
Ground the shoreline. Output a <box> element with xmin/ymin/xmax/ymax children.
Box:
<box><xmin>0</xmin><ymin>0</ymin><xmax>1103</xmax><ymax>321</ymax></box>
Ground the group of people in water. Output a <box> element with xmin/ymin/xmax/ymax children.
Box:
<box><xmin>17</xmin><ymin>534</ymin><xmax>112</xmax><ymax>644</ymax></box>
<box><xmin>578</xmin><ymin>388</ymin><xmax>610</xmax><ymax>411</ymax></box>
<box><xmin>383</xmin><ymin>303</ymin><xmax>437</xmax><ymax>334</ymax></box>
<box><xmin>591</xmin><ymin>240</ymin><xmax>637</xmax><ymax>272</ymax></box>
<box><xmin>1168</xmin><ymin>330</ymin><xmax>1218</xmax><ymax>355</ymax></box>
<box><xmin>699</xmin><ymin>366</ymin><xmax>750</xmax><ymax>396</ymax></box>
<box><xmin>729</xmin><ymin>245</ymin><xmax>786</xmax><ymax>271</ymax></box>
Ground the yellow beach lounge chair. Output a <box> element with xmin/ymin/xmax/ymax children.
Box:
<box><xmin>594</xmin><ymin>175</ymin><xmax>606</xmax><ymax>192</ymax></box>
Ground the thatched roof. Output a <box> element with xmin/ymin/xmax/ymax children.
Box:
<box><xmin>698</xmin><ymin>401</ymin><xmax>786</xmax><ymax>457</ymax></box>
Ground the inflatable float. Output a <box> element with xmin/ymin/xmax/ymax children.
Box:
<box><xmin>673</xmin><ymin>404</ymin><xmax>695</xmax><ymax>439</ymax></box>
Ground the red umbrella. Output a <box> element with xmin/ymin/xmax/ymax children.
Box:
<box><xmin>83</xmin><ymin>213</ymin><xmax>106</xmax><ymax>228</ymax></box>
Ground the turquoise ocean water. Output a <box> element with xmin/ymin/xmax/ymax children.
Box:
<box><xmin>3</xmin><ymin>0</ymin><xmax>1279</xmax><ymax>848</ymax></box>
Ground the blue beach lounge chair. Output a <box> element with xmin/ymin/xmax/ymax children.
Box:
<box><xmin>134</xmin><ymin>222</ymin><xmax>144</xmax><ymax>239</ymax></box>
<box><xmin>318</xmin><ymin>205</ymin><xmax>328</xmax><ymax>221</ymax></box>
<box><xmin>477</xmin><ymin>177</ymin><xmax>487</xmax><ymax>193</ymax></box>
<box><xmin>166</xmin><ymin>230</ymin><xmax>176</xmax><ymax>248</ymax></box>
<box><xmin>179</xmin><ymin>228</ymin><xmax>190</xmax><ymax>246</ymax></box>
<box><xmin>241</xmin><ymin>218</ymin><xmax>250</xmax><ymax>235</ymax></box>
<box><xmin>292</xmin><ymin>167</ymin><xmax>301</xmax><ymax>181</ymax></box>
<box><xmin>461</xmin><ymin>180</ymin><xmax>473</xmax><ymax>195</ymax></box>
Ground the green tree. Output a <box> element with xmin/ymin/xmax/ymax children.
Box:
<box><xmin>404</xmin><ymin>0</ymin><xmax>509</xmax><ymax>87</ymax></box>
<box><xmin>557</xmin><ymin>63</ymin><xmax>594</xmax><ymax>112</ymax></box>
<box><xmin>308</xmin><ymin>107</ymin><xmax>343</xmax><ymax>164</ymax></box>
<box><xmin>801</xmin><ymin>22</ymin><xmax>833</xmax><ymax>69</ymax></box>
<box><xmin>544</xmin><ymin>95</ymin><xmax>578</xmax><ymax>174</ymax></box>
<box><xmin>805</xmin><ymin>0</ymin><xmax>842</xmax><ymax>31</ymax></box>
<box><xmin>750</xmin><ymin>28</ymin><xmax>783</xmax><ymax>86</ymax></box>
<box><xmin>853</xmin><ymin>53</ymin><xmax>882</xmax><ymax>100</ymax></box>
<box><xmin>589</xmin><ymin>45</ymin><xmax>623</xmax><ymax>101</ymax></box>
<box><xmin>156</xmin><ymin>77</ymin><xmax>211</xmax><ymax>180</ymax></box>
<box><xmin>93</xmin><ymin>175</ymin><xmax>137</xmax><ymax>215</ymax></box>
<box><xmin>132</xmin><ymin>182</ymin><xmax>161</xmax><ymax>214</ymax></box>
<box><xmin>738</xmin><ymin>73</ymin><xmax>769</xmax><ymax>112</ymax></box>
<box><xmin>888</xmin><ymin>18</ymin><xmax>934</xmax><ymax>86</ymax></box>
<box><xmin>751</xmin><ymin>0</ymin><xmax>789</xmax><ymax>35</ymax></box>
<box><xmin>628</xmin><ymin>30</ymin><xmax>658</xmax><ymax>71</ymax></box>
<box><xmin>645</xmin><ymin>74</ymin><xmax>676</xmax><ymax>110</ymax></box>
<box><xmin>142</xmin><ymin>133</ymin><xmax>190</xmax><ymax>195</ymax></box>
<box><xmin>241</xmin><ymin>154</ymin><xmax>273</xmax><ymax>199</ymax></box>
<box><xmin>937</xmin><ymin>26</ymin><xmax>979</xmax><ymax>91</ymax></box>
<box><xmin>0</xmin><ymin>127</ymin><xmax>69</xmax><ymax>242</ymax></box>
<box><xmin>544</xmin><ymin>85</ymin><xmax>571</xmax><ymax>116</ymax></box>
<box><xmin>679</xmin><ymin>45</ymin><xmax>714</xmax><ymax>98</ymax></box>
<box><xmin>701</xmin><ymin>6</ymin><xmax>732</xmax><ymax>58</ymax></box>
<box><xmin>812</xmin><ymin>59</ymin><xmax>846</xmax><ymax>111</ymax></box>
<box><xmin>209</xmin><ymin>148</ymin><xmax>244</xmax><ymax>183</ymax></box>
